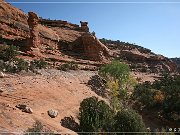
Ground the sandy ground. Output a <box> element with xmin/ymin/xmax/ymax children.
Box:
<box><xmin>0</xmin><ymin>69</ymin><xmax>104</xmax><ymax>134</ymax></box>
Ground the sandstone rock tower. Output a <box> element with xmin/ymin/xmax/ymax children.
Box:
<box><xmin>80</xmin><ymin>21</ymin><xmax>89</xmax><ymax>32</ymax></box>
<box><xmin>27</xmin><ymin>12</ymin><xmax>39</xmax><ymax>49</ymax></box>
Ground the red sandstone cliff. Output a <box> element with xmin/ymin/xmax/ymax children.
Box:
<box><xmin>0</xmin><ymin>0</ymin><xmax>178</xmax><ymax>70</ymax></box>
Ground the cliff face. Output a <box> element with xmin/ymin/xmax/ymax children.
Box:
<box><xmin>0</xmin><ymin>0</ymin><xmax>29</xmax><ymax>40</ymax></box>
<box><xmin>0</xmin><ymin>1</ymin><xmax>58</xmax><ymax>52</ymax></box>
<box><xmin>171</xmin><ymin>58</ymin><xmax>180</xmax><ymax>72</ymax></box>
<box><xmin>0</xmin><ymin>0</ymin><xmax>178</xmax><ymax>70</ymax></box>
<box><xmin>0</xmin><ymin>1</ymin><xmax>109</xmax><ymax>61</ymax></box>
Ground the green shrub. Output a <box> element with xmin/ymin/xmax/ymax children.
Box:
<box><xmin>25</xmin><ymin>121</ymin><xmax>54</xmax><ymax>135</ymax></box>
<box><xmin>0</xmin><ymin>60</ymin><xmax>5</xmax><ymax>71</ymax></box>
<box><xmin>58</xmin><ymin>63</ymin><xmax>71</xmax><ymax>71</ymax></box>
<box><xmin>133</xmin><ymin>74</ymin><xmax>180</xmax><ymax>122</ymax></box>
<box><xmin>3</xmin><ymin>61</ymin><xmax>16</xmax><ymax>73</ymax></box>
<box><xmin>78</xmin><ymin>97</ymin><xmax>147</xmax><ymax>134</ymax></box>
<box><xmin>0</xmin><ymin>58</ymin><xmax>29</xmax><ymax>73</ymax></box>
<box><xmin>58</xmin><ymin>61</ymin><xmax>78</xmax><ymax>71</ymax></box>
<box><xmin>0</xmin><ymin>45</ymin><xmax>19</xmax><ymax>61</ymax></box>
<box><xmin>0</xmin><ymin>45</ymin><xmax>8</xmax><ymax>52</ymax></box>
<box><xmin>99</xmin><ymin>60</ymin><xmax>130</xmax><ymax>82</ymax></box>
<box><xmin>79</xmin><ymin>96</ymin><xmax>113</xmax><ymax>133</ymax></box>
<box><xmin>113</xmin><ymin>109</ymin><xmax>146</xmax><ymax>134</ymax></box>
<box><xmin>15</xmin><ymin>58</ymin><xmax>29</xmax><ymax>72</ymax></box>
<box><xmin>26</xmin><ymin>121</ymin><xmax>43</xmax><ymax>135</ymax></box>
<box><xmin>133</xmin><ymin>84</ymin><xmax>156</xmax><ymax>108</ymax></box>
<box><xmin>30</xmin><ymin>59</ymin><xmax>48</xmax><ymax>70</ymax></box>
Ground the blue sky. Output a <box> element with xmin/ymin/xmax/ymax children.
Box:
<box><xmin>6</xmin><ymin>0</ymin><xmax>180</xmax><ymax>58</ymax></box>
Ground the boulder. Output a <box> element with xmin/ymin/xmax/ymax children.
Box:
<box><xmin>0</xmin><ymin>88</ymin><xmax>4</xmax><ymax>93</ymax></box>
<box><xmin>16</xmin><ymin>104</ymin><xmax>33</xmax><ymax>114</ymax></box>
<box><xmin>48</xmin><ymin>109</ymin><xmax>59</xmax><ymax>118</ymax></box>
<box><xmin>23</xmin><ymin>107</ymin><xmax>33</xmax><ymax>114</ymax></box>
<box><xmin>16</xmin><ymin>104</ymin><xmax>27</xmax><ymax>109</ymax></box>
<box><xmin>80</xmin><ymin>21</ymin><xmax>89</xmax><ymax>32</ymax></box>
<box><xmin>0</xmin><ymin>72</ymin><xmax>5</xmax><ymax>78</ymax></box>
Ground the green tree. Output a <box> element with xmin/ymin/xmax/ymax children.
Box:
<box><xmin>100</xmin><ymin>60</ymin><xmax>130</xmax><ymax>83</ymax></box>
<box><xmin>99</xmin><ymin>60</ymin><xmax>137</xmax><ymax>112</ymax></box>
<box><xmin>133</xmin><ymin>84</ymin><xmax>156</xmax><ymax>108</ymax></box>
<box><xmin>113</xmin><ymin>109</ymin><xmax>146</xmax><ymax>134</ymax></box>
<box><xmin>78</xmin><ymin>97</ymin><xmax>147</xmax><ymax>134</ymax></box>
<box><xmin>79</xmin><ymin>96</ymin><xmax>113</xmax><ymax>134</ymax></box>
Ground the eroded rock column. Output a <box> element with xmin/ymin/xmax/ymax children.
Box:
<box><xmin>27</xmin><ymin>12</ymin><xmax>39</xmax><ymax>49</ymax></box>
<box><xmin>80</xmin><ymin>21</ymin><xmax>89</xmax><ymax>32</ymax></box>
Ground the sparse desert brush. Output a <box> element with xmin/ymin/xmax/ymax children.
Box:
<box><xmin>25</xmin><ymin>120</ymin><xmax>43</xmax><ymax>135</ymax></box>
<box><xmin>30</xmin><ymin>59</ymin><xmax>48</xmax><ymax>70</ymax></box>
<box><xmin>136</xmin><ymin>77</ymin><xmax>142</xmax><ymax>82</ymax></box>
<box><xmin>46</xmin><ymin>46</ymin><xmax>54</xmax><ymax>51</ymax></box>
<box><xmin>0</xmin><ymin>44</ymin><xmax>8</xmax><ymax>52</ymax></box>
<box><xmin>58</xmin><ymin>61</ymin><xmax>78</xmax><ymax>71</ymax></box>
<box><xmin>15</xmin><ymin>58</ymin><xmax>29</xmax><ymax>72</ymax></box>
<box><xmin>0</xmin><ymin>45</ymin><xmax>19</xmax><ymax>62</ymax></box>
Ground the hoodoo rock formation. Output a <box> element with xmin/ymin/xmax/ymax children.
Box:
<box><xmin>80</xmin><ymin>21</ymin><xmax>89</xmax><ymax>32</ymax></box>
<box><xmin>27</xmin><ymin>12</ymin><xmax>39</xmax><ymax>49</ymax></box>
<box><xmin>26</xmin><ymin>12</ymin><xmax>60</xmax><ymax>56</ymax></box>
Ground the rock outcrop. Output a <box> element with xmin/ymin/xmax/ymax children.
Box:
<box><xmin>0</xmin><ymin>1</ymin><xmax>59</xmax><ymax>55</ymax></box>
<box><xmin>0</xmin><ymin>1</ymin><xmax>110</xmax><ymax>62</ymax></box>
<box><xmin>1</xmin><ymin>0</ymin><xmax>178</xmax><ymax>69</ymax></box>
<box><xmin>0</xmin><ymin>72</ymin><xmax>5</xmax><ymax>78</ymax></box>
<box><xmin>27</xmin><ymin>12</ymin><xmax>60</xmax><ymax>55</ymax></box>
<box><xmin>81</xmin><ymin>33</ymin><xmax>110</xmax><ymax>61</ymax></box>
<box><xmin>27</xmin><ymin>12</ymin><xmax>39</xmax><ymax>49</ymax></box>
<box><xmin>80</xmin><ymin>21</ymin><xmax>89</xmax><ymax>32</ymax></box>
<box><xmin>0</xmin><ymin>0</ymin><xmax>29</xmax><ymax>41</ymax></box>
<box><xmin>104</xmin><ymin>41</ymin><xmax>177</xmax><ymax>73</ymax></box>
<box><xmin>16</xmin><ymin>104</ymin><xmax>33</xmax><ymax>114</ymax></box>
<box><xmin>40</xmin><ymin>19</ymin><xmax>80</xmax><ymax>30</ymax></box>
<box><xmin>171</xmin><ymin>58</ymin><xmax>180</xmax><ymax>72</ymax></box>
